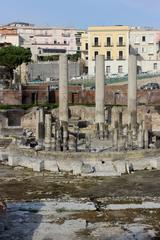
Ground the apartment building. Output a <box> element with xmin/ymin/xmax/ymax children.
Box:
<box><xmin>87</xmin><ymin>25</ymin><xmax>130</xmax><ymax>76</ymax></box>
<box><xmin>0</xmin><ymin>22</ymin><xmax>80</xmax><ymax>61</ymax></box>
<box><xmin>130</xmin><ymin>27</ymin><xmax>160</xmax><ymax>73</ymax></box>
<box><xmin>0</xmin><ymin>26</ymin><xmax>20</xmax><ymax>47</ymax></box>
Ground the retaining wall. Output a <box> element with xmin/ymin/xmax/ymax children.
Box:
<box><xmin>3</xmin><ymin>145</ymin><xmax>160</xmax><ymax>176</ymax></box>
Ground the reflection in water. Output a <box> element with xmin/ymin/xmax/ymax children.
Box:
<box><xmin>0</xmin><ymin>200</ymin><xmax>158</xmax><ymax>240</ymax></box>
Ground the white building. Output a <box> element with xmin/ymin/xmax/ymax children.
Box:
<box><xmin>0</xmin><ymin>22</ymin><xmax>80</xmax><ymax>61</ymax></box>
<box><xmin>0</xmin><ymin>33</ymin><xmax>20</xmax><ymax>47</ymax></box>
<box><xmin>130</xmin><ymin>27</ymin><xmax>160</xmax><ymax>73</ymax></box>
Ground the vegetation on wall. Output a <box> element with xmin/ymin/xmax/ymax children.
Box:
<box><xmin>38</xmin><ymin>52</ymin><xmax>81</xmax><ymax>62</ymax></box>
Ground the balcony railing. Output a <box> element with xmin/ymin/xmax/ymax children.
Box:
<box><xmin>117</xmin><ymin>43</ymin><xmax>126</xmax><ymax>47</ymax></box>
<box><xmin>104</xmin><ymin>44</ymin><xmax>113</xmax><ymax>47</ymax></box>
<box><xmin>92</xmin><ymin>44</ymin><xmax>101</xmax><ymax>47</ymax></box>
<box><xmin>105</xmin><ymin>58</ymin><xmax>113</xmax><ymax>61</ymax></box>
<box><xmin>117</xmin><ymin>57</ymin><xmax>126</xmax><ymax>60</ymax></box>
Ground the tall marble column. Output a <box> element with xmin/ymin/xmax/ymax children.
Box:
<box><xmin>59</xmin><ymin>55</ymin><xmax>68</xmax><ymax>123</ymax></box>
<box><xmin>95</xmin><ymin>55</ymin><xmax>105</xmax><ymax>139</ymax></box>
<box><xmin>128</xmin><ymin>54</ymin><xmax>137</xmax><ymax>129</ymax></box>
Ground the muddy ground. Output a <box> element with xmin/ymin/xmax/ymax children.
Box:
<box><xmin>0</xmin><ymin>164</ymin><xmax>160</xmax><ymax>239</ymax></box>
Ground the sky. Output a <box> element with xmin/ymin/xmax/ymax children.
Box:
<box><xmin>0</xmin><ymin>0</ymin><xmax>160</xmax><ymax>29</ymax></box>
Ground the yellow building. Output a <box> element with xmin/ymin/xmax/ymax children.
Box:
<box><xmin>87</xmin><ymin>25</ymin><xmax>130</xmax><ymax>76</ymax></box>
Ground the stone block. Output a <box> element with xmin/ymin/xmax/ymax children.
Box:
<box><xmin>71</xmin><ymin>161</ymin><xmax>83</xmax><ymax>175</ymax></box>
<box><xmin>44</xmin><ymin>160</ymin><xmax>59</xmax><ymax>172</ymax></box>
<box><xmin>81</xmin><ymin>163</ymin><xmax>95</xmax><ymax>174</ymax></box>
<box><xmin>32</xmin><ymin>160</ymin><xmax>44</xmax><ymax>172</ymax></box>
<box><xmin>126</xmin><ymin>159</ymin><xmax>150</xmax><ymax>171</ymax></box>
<box><xmin>0</xmin><ymin>153</ymin><xmax>8</xmax><ymax>161</ymax></box>
<box><xmin>114</xmin><ymin>161</ymin><xmax>126</xmax><ymax>174</ymax></box>
<box><xmin>19</xmin><ymin>157</ymin><xmax>34</xmax><ymax>169</ymax></box>
<box><xmin>8</xmin><ymin>155</ymin><xmax>19</xmax><ymax>166</ymax></box>
<box><xmin>57</xmin><ymin>160</ymin><xmax>74</xmax><ymax>172</ymax></box>
<box><xmin>150</xmin><ymin>157</ymin><xmax>160</xmax><ymax>169</ymax></box>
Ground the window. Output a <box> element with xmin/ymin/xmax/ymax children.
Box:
<box><xmin>119</xmin><ymin>37</ymin><xmax>123</xmax><ymax>46</ymax></box>
<box><xmin>106</xmin><ymin>66</ymin><xmax>111</xmax><ymax>74</ymax></box>
<box><xmin>94</xmin><ymin>51</ymin><xmax>98</xmax><ymax>59</ymax></box>
<box><xmin>94</xmin><ymin>37</ymin><xmax>99</xmax><ymax>46</ymax></box>
<box><xmin>142</xmin><ymin>36</ymin><xmax>146</xmax><ymax>42</ymax></box>
<box><xmin>64</xmin><ymin>40</ymin><xmax>67</xmax><ymax>44</ymax></box>
<box><xmin>54</xmin><ymin>40</ymin><xmax>57</xmax><ymax>44</ymax></box>
<box><xmin>106</xmin><ymin>37</ymin><xmax>111</xmax><ymax>46</ymax></box>
<box><xmin>77</xmin><ymin>47</ymin><xmax>80</xmax><ymax>51</ymax></box>
<box><xmin>106</xmin><ymin>51</ymin><xmax>111</xmax><ymax>60</ymax></box>
<box><xmin>119</xmin><ymin>51</ymin><xmax>123</xmax><ymax>60</ymax></box>
<box><xmin>154</xmin><ymin>63</ymin><xmax>158</xmax><ymax>70</ymax></box>
<box><xmin>85</xmin><ymin>56</ymin><xmax>88</xmax><ymax>60</ymax></box>
<box><xmin>85</xmin><ymin>43</ymin><xmax>88</xmax><ymax>50</ymax></box>
<box><xmin>118</xmin><ymin>65</ymin><xmax>123</xmax><ymax>73</ymax></box>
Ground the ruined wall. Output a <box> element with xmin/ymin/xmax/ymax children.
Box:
<box><xmin>22</xmin><ymin>85</ymin><xmax>49</xmax><ymax>104</ymax></box>
<box><xmin>3</xmin><ymin>90</ymin><xmax>22</xmax><ymax>105</ymax></box>
<box><xmin>21</xmin><ymin>108</ymin><xmax>37</xmax><ymax>130</ymax></box>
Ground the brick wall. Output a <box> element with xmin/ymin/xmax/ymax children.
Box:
<box><xmin>3</xmin><ymin>90</ymin><xmax>22</xmax><ymax>105</ymax></box>
<box><xmin>22</xmin><ymin>85</ymin><xmax>49</xmax><ymax>104</ymax></box>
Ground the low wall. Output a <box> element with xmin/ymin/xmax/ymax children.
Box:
<box><xmin>4</xmin><ymin>144</ymin><xmax>160</xmax><ymax>176</ymax></box>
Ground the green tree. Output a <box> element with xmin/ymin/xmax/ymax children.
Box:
<box><xmin>67</xmin><ymin>52</ymin><xmax>81</xmax><ymax>62</ymax></box>
<box><xmin>0</xmin><ymin>46</ymin><xmax>32</xmax><ymax>79</ymax></box>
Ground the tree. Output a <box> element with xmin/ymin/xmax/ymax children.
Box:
<box><xmin>0</xmin><ymin>46</ymin><xmax>32</xmax><ymax>79</ymax></box>
<box><xmin>67</xmin><ymin>52</ymin><xmax>81</xmax><ymax>62</ymax></box>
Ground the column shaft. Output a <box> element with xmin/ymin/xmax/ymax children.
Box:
<box><xmin>128</xmin><ymin>54</ymin><xmax>137</xmax><ymax>129</ymax></box>
<box><xmin>59</xmin><ymin>55</ymin><xmax>68</xmax><ymax>123</ymax></box>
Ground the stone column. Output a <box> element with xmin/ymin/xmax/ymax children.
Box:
<box><xmin>123</xmin><ymin>124</ymin><xmax>128</xmax><ymax>149</ymax></box>
<box><xmin>138</xmin><ymin>122</ymin><xmax>144</xmax><ymax>148</ymax></box>
<box><xmin>59</xmin><ymin>55</ymin><xmax>69</xmax><ymax>151</ymax></box>
<box><xmin>95</xmin><ymin>55</ymin><xmax>105</xmax><ymax>139</ymax></box>
<box><xmin>45</xmin><ymin>114</ymin><xmax>52</xmax><ymax>151</ymax></box>
<box><xmin>112</xmin><ymin>121</ymin><xmax>118</xmax><ymax>150</ymax></box>
<box><xmin>51</xmin><ymin>124</ymin><xmax>56</xmax><ymax>150</ymax></box>
<box><xmin>59</xmin><ymin>55</ymin><xmax>68</xmax><ymax>123</ymax></box>
<box><xmin>36</xmin><ymin>108</ymin><xmax>45</xmax><ymax>145</ymax></box>
<box><xmin>128</xmin><ymin>54</ymin><xmax>137</xmax><ymax>129</ymax></box>
<box><xmin>63</xmin><ymin>122</ymin><xmax>69</xmax><ymax>151</ymax></box>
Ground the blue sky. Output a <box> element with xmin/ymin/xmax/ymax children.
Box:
<box><xmin>0</xmin><ymin>0</ymin><xmax>160</xmax><ymax>29</ymax></box>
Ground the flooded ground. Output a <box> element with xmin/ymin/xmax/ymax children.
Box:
<box><xmin>0</xmin><ymin>164</ymin><xmax>160</xmax><ymax>239</ymax></box>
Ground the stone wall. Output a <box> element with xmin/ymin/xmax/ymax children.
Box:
<box><xmin>2</xmin><ymin>89</ymin><xmax>22</xmax><ymax>105</ymax></box>
<box><xmin>7</xmin><ymin>144</ymin><xmax>160</xmax><ymax>175</ymax></box>
<box><xmin>21</xmin><ymin>108</ymin><xmax>37</xmax><ymax>130</ymax></box>
<box><xmin>22</xmin><ymin>85</ymin><xmax>49</xmax><ymax>104</ymax></box>
<box><xmin>28</xmin><ymin>61</ymin><xmax>81</xmax><ymax>81</ymax></box>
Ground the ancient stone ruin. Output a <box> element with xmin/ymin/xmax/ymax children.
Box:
<box><xmin>0</xmin><ymin>53</ymin><xmax>159</xmax><ymax>176</ymax></box>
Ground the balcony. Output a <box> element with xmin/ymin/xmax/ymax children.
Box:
<box><xmin>117</xmin><ymin>43</ymin><xmax>126</xmax><ymax>47</ymax></box>
<box><xmin>104</xmin><ymin>44</ymin><xmax>113</xmax><ymax>47</ymax></box>
<box><xmin>117</xmin><ymin>57</ymin><xmax>126</xmax><ymax>61</ymax></box>
<box><xmin>92</xmin><ymin>44</ymin><xmax>101</xmax><ymax>47</ymax></box>
<box><xmin>105</xmin><ymin>58</ymin><xmax>113</xmax><ymax>61</ymax></box>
